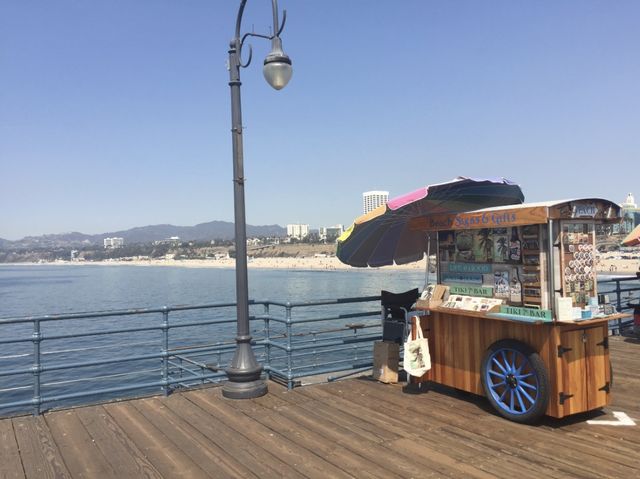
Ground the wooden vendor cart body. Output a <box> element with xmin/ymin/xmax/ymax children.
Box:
<box><xmin>410</xmin><ymin>198</ymin><xmax>625</xmax><ymax>422</ymax></box>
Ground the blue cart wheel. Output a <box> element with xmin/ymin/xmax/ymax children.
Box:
<box><xmin>481</xmin><ymin>339</ymin><xmax>549</xmax><ymax>423</ymax></box>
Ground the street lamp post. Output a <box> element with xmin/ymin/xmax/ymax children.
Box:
<box><xmin>223</xmin><ymin>0</ymin><xmax>292</xmax><ymax>399</ymax></box>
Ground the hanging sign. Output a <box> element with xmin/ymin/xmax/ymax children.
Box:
<box><xmin>572</xmin><ymin>203</ymin><xmax>598</xmax><ymax>218</ymax></box>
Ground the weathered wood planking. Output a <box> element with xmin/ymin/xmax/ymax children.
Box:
<box><xmin>415</xmin><ymin>311</ymin><xmax>612</xmax><ymax>418</ymax></box>
<box><xmin>0</xmin><ymin>336</ymin><xmax>637</xmax><ymax>479</ymax></box>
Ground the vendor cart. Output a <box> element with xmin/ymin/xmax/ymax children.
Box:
<box><xmin>410</xmin><ymin>198</ymin><xmax>627</xmax><ymax>423</ymax></box>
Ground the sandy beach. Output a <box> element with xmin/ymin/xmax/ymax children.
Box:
<box><xmin>13</xmin><ymin>256</ymin><xmax>429</xmax><ymax>271</ymax></box>
<box><xmin>8</xmin><ymin>255</ymin><xmax>640</xmax><ymax>275</ymax></box>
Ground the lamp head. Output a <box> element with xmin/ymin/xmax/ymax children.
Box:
<box><xmin>263</xmin><ymin>37</ymin><xmax>292</xmax><ymax>90</ymax></box>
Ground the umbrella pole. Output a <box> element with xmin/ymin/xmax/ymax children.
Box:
<box><xmin>424</xmin><ymin>234</ymin><xmax>431</xmax><ymax>290</ymax></box>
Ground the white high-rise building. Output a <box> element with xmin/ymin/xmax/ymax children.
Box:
<box><xmin>362</xmin><ymin>191</ymin><xmax>389</xmax><ymax>214</ymax></box>
<box><xmin>286</xmin><ymin>224</ymin><xmax>309</xmax><ymax>240</ymax></box>
<box><xmin>103</xmin><ymin>237</ymin><xmax>124</xmax><ymax>249</ymax></box>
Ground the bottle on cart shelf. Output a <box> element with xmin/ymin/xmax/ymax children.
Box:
<box><xmin>509</xmin><ymin>227</ymin><xmax>521</xmax><ymax>262</ymax></box>
<box><xmin>510</xmin><ymin>267</ymin><xmax>523</xmax><ymax>305</ymax></box>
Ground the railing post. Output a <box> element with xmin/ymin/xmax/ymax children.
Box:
<box><xmin>161</xmin><ymin>307</ymin><xmax>169</xmax><ymax>396</ymax></box>
<box><xmin>264</xmin><ymin>302</ymin><xmax>271</xmax><ymax>380</ymax></box>
<box><xmin>615</xmin><ymin>279</ymin><xmax>623</xmax><ymax>335</ymax></box>
<box><xmin>286</xmin><ymin>302</ymin><xmax>293</xmax><ymax>390</ymax></box>
<box><xmin>32</xmin><ymin>318</ymin><xmax>42</xmax><ymax>416</ymax></box>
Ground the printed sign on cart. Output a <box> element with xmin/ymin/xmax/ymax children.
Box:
<box><xmin>449</xmin><ymin>285</ymin><xmax>494</xmax><ymax>297</ymax></box>
<box><xmin>448</xmin><ymin>263</ymin><xmax>492</xmax><ymax>274</ymax></box>
<box><xmin>499</xmin><ymin>306</ymin><xmax>553</xmax><ymax>321</ymax></box>
<box><xmin>441</xmin><ymin>273</ymin><xmax>483</xmax><ymax>285</ymax></box>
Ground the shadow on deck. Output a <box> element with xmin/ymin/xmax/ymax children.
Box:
<box><xmin>1</xmin><ymin>336</ymin><xmax>639</xmax><ymax>478</ymax></box>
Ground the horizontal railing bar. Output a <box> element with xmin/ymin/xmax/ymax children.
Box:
<box><xmin>266</xmin><ymin>296</ymin><xmax>380</xmax><ymax>308</ymax></box>
<box><xmin>264</xmin><ymin>310</ymin><xmax>380</xmax><ymax>324</ymax></box>
<box><xmin>42</xmin><ymin>368</ymin><xmax>162</xmax><ymax>387</ymax></box>
<box><xmin>0</xmin><ymin>301</ymin><xmax>269</xmax><ymax>325</ymax></box>
<box><xmin>41</xmin><ymin>373</ymin><xmax>224</xmax><ymax>404</ymax></box>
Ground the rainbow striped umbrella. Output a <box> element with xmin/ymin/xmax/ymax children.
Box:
<box><xmin>337</xmin><ymin>177</ymin><xmax>525</xmax><ymax>267</ymax></box>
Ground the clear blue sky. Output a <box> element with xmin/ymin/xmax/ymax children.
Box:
<box><xmin>1</xmin><ymin>1</ymin><xmax>638</xmax><ymax>240</ymax></box>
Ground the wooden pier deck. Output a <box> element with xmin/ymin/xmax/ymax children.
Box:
<box><xmin>1</xmin><ymin>336</ymin><xmax>639</xmax><ymax>479</ymax></box>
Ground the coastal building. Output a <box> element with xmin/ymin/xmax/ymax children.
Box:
<box><xmin>103</xmin><ymin>237</ymin><xmax>124</xmax><ymax>249</ymax></box>
<box><xmin>320</xmin><ymin>225</ymin><xmax>344</xmax><ymax>243</ymax></box>
<box><xmin>363</xmin><ymin>191</ymin><xmax>389</xmax><ymax>214</ymax></box>
<box><xmin>286</xmin><ymin>224</ymin><xmax>309</xmax><ymax>240</ymax></box>
<box><xmin>620</xmin><ymin>193</ymin><xmax>640</xmax><ymax>234</ymax></box>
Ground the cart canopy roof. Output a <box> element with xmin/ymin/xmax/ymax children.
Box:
<box><xmin>410</xmin><ymin>198</ymin><xmax>621</xmax><ymax>232</ymax></box>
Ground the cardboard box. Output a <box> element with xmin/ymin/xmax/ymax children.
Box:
<box><xmin>372</xmin><ymin>341</ymin><xmax>399</xmax><ymax>383</ymax></box>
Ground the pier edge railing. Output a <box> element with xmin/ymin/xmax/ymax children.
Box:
<box><xmin>1</xmin><ymin>279</ymin><xmax>638</xmax><ymax>418</ymax></box>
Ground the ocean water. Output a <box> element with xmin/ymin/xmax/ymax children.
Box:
<box><xmin>0</xmin><ymin>264</ymin><xmax>425</xmax><ymax>415</ymax></box>
<box><xmin>0</xmin><ymin>264</ymin><xmax>426</xmax><ymax>317</ymax></box>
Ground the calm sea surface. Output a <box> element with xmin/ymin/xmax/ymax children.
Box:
<box><xmin>0</xmin><ymin>264</ymin><xmax>426</xmax><ymax>415</ymax></box>
<box><xmin>0</xmin><ymin>264</ymin><xmax>425</xmax><ymax>317</ymax></box>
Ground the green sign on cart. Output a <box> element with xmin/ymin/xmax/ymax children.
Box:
<box><xmin>499</xmin><ymin>306</ymin><xmax>553</xmax><ymax>321</ymax></box>
<box><xmin>449</xmin><ymin>285</ymin><xmax>494</xmax><ymax>297</ymax></box>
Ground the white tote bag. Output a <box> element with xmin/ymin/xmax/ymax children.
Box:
<box><xmin>404</xmin><ymin>316</ymin><xmax>431</xmax><ymax>377</ymax></box>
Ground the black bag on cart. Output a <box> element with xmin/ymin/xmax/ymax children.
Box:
<box><xmin>381</xmin><ymin>289</ymin><xmax>419</xmax><ymax>343</ymax></box>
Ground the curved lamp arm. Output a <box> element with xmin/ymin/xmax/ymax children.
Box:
<box><xmin>232</xmin><ymin>0</ymin><xmax>292</xmax><ymax>89</ymax></box>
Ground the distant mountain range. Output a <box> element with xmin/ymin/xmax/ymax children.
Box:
<box><xmin>1</xmin><ymin>221</ymin><xmax>286</xmax><ymax>249</ymax></box>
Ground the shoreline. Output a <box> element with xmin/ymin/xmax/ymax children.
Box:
<box><xmin>0</xmin><ymin>256</ymin><xmax>429</xmax><ymax>271</ymax></box>
<box><xmin>2</xmin><ymin>256</ymin><xmax>639</xmax><ymax>275</ymax></box>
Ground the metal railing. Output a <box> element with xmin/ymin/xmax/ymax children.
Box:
<box><xmin>0</xmin><ymin>296</ymin><xmax>382</xmax><ymax>418</ymax></box>
<box><xmin>598</xmin><ymin>276</ymin><xmax>640</xmax><ymax>334</ymax></box>
<box><xmin>2</xmin><ymin>279</ymin><xmax>638</xmax><ymax>418</ymax></box>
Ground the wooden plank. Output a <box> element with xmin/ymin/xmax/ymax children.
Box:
<box><xmin>0</xmin><ymin>419</ymin><xmax>25</xmax><ymax>479</ymax></box>
<box><xmin>158</xmin><ymin>394</ymin><xmax>303</xmax><ymax>478</ymax></box>
<box><xmin>102</xmin><ymin>402</ymin><xmax>212</xmax><ymax>479</ymax></box>
<box><xmin>220</xmin><ymin>390</ymin><xmax>394</xmax><ymax>479</ymax></box>
<box><xmin>265</xmin><ymin>386</ymin><xmax>437</xmax><ymax>478</ymax></box>
<box><xmin>46</xmin><ymin>408</ymin><xmax>118</xmax><ymax>478</ymax></box>
<box><xmin>12</xmin><ymin>416</ymin><xmax>71</xmax><ymax>479</ymax></box>
<box><xmin>131</xmin><ymin>397</ymin><xmax>253</xmax><ymax>478</ymax></box>
<box><xmin>75</xmin><ymin>406</ymin><xmax>162</xmax><ymax>479</ymax></box>
<box><xmin>186</xmin><ymin>389</ymin><xmax>355</xmax><ymax>479</ymax></box>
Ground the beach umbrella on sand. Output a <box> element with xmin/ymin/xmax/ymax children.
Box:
<box><xmin>622</xmin><ymin>224</ymin><xmax>640</xmax><ymax>247</ymax></box>
<box><xmin>337</xmin><ymin>177</ymin><xmax>525</xmax><ymax>267</ymax></box>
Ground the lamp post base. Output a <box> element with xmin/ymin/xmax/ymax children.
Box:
<box><xmin>222</xmin><ymin>378</ymin><xmax>268</xmax><ymax>399</ymax></box>
<box><xmin>222</xmin><ymin>341</ymin><xmax>268</xmax><ymax>399</ymax></box>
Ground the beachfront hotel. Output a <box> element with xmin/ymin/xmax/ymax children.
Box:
<box><xmin>362</xmin><ymin>191</ymin><xmax>389</xmax><ymax>214</ymax></box>
<box><xmin>621</xmin><ymin>192</ymin><xmax>640</xmax><ymax>233</ymax></box>
<box><xmin>286</xmin><ymin>224</ymin><xmax>309</xmax><ymax>240</ymax></box>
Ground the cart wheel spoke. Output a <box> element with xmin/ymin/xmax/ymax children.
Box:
<box><xmin>515</xmin><ymin>388</ymin><xmax>526</xmax><ymax>412</ymax></box>
<box><xmin>519</xmin><ymin>380</ymin><xmax>537</xmax><ymax>391</ymax></box>
<box><xmin>500</xmin><ymin>351</ymin><xmax>511</xmax><ymax>371</ymax></box>
<box><xmin>517</xmin><ymin>385</ymin><xmax>536</xmax><ymax>404</ymax></box>
<box><xmin>499</xmin><ymin>388</ymin><xmax>509</xmax><ymax>401</ymax></box>
<box><xmin>509</xmin><ymin>389</ymin><xmax>515</xmax><ymax>411</ymax></box>
<box><xmin>492</xmin><ymin>357</ymin><xmax>507</xmax><ymax>374</ymax></box>
<box><xmin>488</xmin><ymin>370</ymin><xmax>504</xmax><ymax>378</ymax></box>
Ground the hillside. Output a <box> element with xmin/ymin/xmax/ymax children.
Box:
<box><xmin>2</xmin><ymin>221</ymin><xmax>286</xmax><ymax>249</ymax></box>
